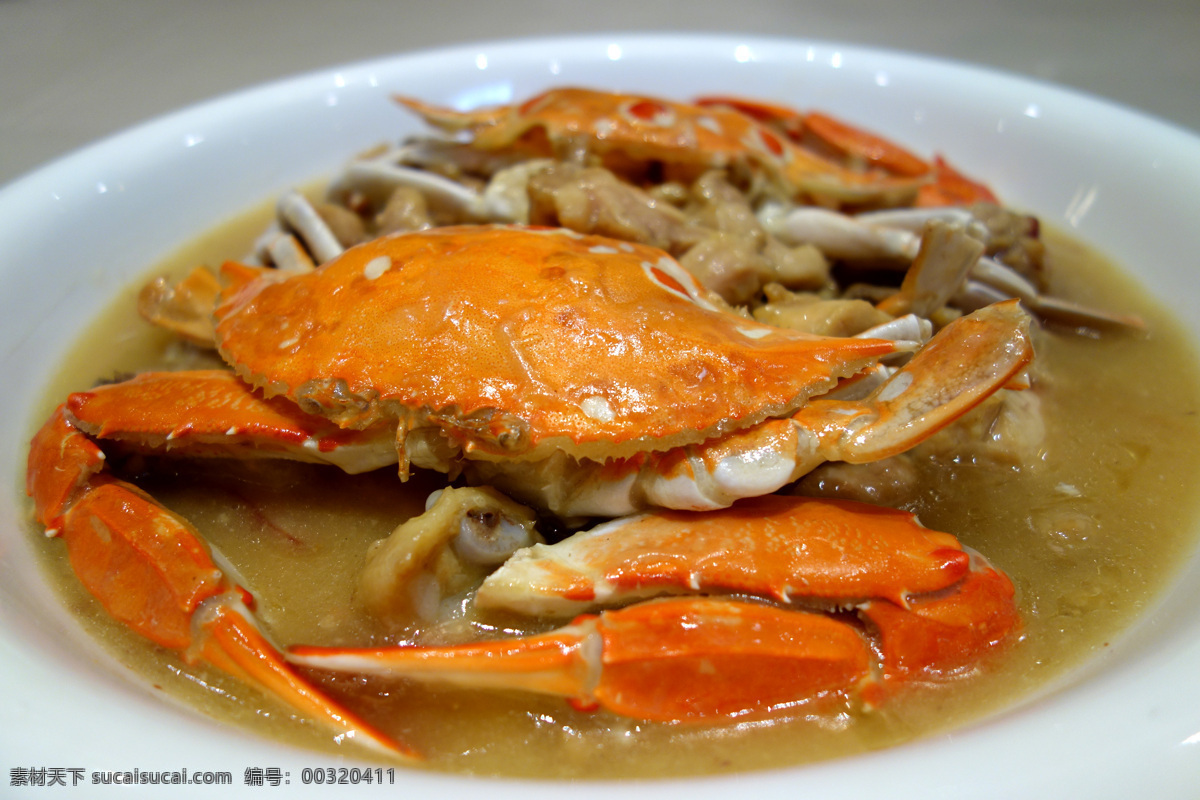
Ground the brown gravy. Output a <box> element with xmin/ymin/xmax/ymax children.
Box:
<box><xmin>25</xmin><ymin>205</ymin><xmax>1200</xmax><ymax>778</ymax></box>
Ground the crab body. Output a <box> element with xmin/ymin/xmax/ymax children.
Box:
<box><xmin>214</xmin><ymin>225</ymin><xmax>906</xmax><ymax>467</ymax></box>
<box><xmin>104</xmin><ymin>226</ymin><xmax>1030</xmax><ymax>515</ymax></box>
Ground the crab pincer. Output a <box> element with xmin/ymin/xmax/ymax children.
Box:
<box><xmin>25</xmin><ymin>406</ymin><xmax>414</xmax><ymax>759</ymax></box>
<box><xmin>290</xmin><ymin>495</ymin><xmax>1020</xmax><ymax>722</ymax></box>
<box><xmin>291</xmin><ymin>597</ymin><xmax>876</xmax><ymax>722</ymax></box>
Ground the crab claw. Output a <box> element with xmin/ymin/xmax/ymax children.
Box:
<box><xmin>477</xmin><ymin>493</ymin><xmax>1020</xmax><ymax>693</ymax></box>
<box><xmin>861</xmin><ymin>559</ymin><xmax>1020</xmax><ymax>681</ymax></box>
<box><xmin>475</xmin><ymin>494</ymin><xmax>970</xmax><ymax>617</ymax></box>
<box><xmin>26</xmin><ymin>406</ymin><xmax>413</xmax><ymax>759</ymax></box>
<box><xmin>303</xmin><ymin>493</ymin><xmax>1018</xmax><ymax>723</ymax></box>
<box><xmin>473</xmin><ymin>494</ymin><xmax>1020</xmax><ymax>685</ymax></box>
<box><xmin>290</xmin><ymin>597</ymin><xmax>874</xmax><ymax>723</ymax></box>
<box><xmin>788</xmin><ymin>298</ymin><xmax>1032</xmax><ymax>464</ymax></box>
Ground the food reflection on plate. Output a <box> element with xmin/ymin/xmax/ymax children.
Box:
<box><xmin>24</xmin><ymin>86</ymin><xmax>1200</xmax><ymax>777</ymax></box>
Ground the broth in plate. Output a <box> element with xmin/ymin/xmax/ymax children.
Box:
<box><xmin>26</xmin><ymin>194</ymin><xmax>1200</xmax><ymax>777</ymax></box>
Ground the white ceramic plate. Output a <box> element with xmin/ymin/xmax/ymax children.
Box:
<box><xmin>3</xmin><ymin>34</ymin><xmax>1199</xmax><ymax>799</ymax></box>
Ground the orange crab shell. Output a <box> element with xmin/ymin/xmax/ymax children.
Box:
<box><xmin>397</xmin><ymin>87</ymin><xmax>788</xmax><ymax>172</ymax></box>
<box><xmin>394</xmin><ymin>88</ymin><xmax>925</xmax><ymax>205</ymax></box>
<box><xmin>214</xmin><ymin>226</ymin><xmax>902</xmax><ymax>462</ymax></box>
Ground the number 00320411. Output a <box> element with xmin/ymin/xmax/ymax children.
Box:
<box><xmin>300</xmin><ymin>767</ymin><xmax>395</xmax><ymax>785</ymax></box>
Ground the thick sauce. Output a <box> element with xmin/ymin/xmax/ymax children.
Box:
<box><xmin>26</xmin><ymin>204</ymin><xmax>1200</xmax><ymax>777</ymax></box>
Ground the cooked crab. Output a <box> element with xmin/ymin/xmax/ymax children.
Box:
<box><xmin>339</xmin><ymin>89</ymin><xmax>991</xmax><ymax>238</ymax></box>
<box><xmin>29</xmin><ymin>224</ymin><xmax>1032</xmax><ymax>756</ymax></box>
<box><xmin>135</xmin><ymin>225</ymin><xmax>1030</xmax><ymax>514</ymax></box>
<box><xmin>385</xmin><ymin>87</ymin><xmax>926</xmax><ymax>211</ymax></box>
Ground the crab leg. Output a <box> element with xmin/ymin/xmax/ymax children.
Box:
<box><xmin>26</xmin><ymin>406</ymin><xmax>412</xmax><ymax>758</ymax></box>
<box><xmin>470</xmin><ymin>493</ymin><xmax>1019</xmax><ymax>688</ymax></box>
<box><xmin>291</xmin><ymin>597</ymin><xmax>875</xmax><ymax>723</ymax></box>
<box><xmin>918</xmin><ymin>155</ymin><xmax>1001</xmax><ymax>207</ymax></box>
<box><xmin>796</xmin><ymin>115</ymin><xmax>1001</xmax><ymax>207</ymax></box>
<box><xmin>473</xmin><ymin>494</ymin><xmax>1019</xmax><ymax>683</ymax></box>
<box><xmin>473</xmin><ymin>299</ymin><xmax>1033</xmax><ymax>516</ymax></box>
<box><xmin>786</xmin><ymin>299</ymin><xmax>1032</xmax><ymax>462</ymax></box>
<box><xmin>137</xmin><ymin>261</ymin><xmax>290</xmax><ymax>350</ymax></box>
<box><xmin>293</xmin><ymin>496</ymin><xmax>1019</xmax><ymax>721</ymax></box>
<box><xmin>649</xmin><ymin>301</ymin><xmax>1032</xmax><ymax>507</ymax></box>
<box><xmin>64</xmin><ymin>370</ymin><xmax>397</xmax><ymax>474</ymax></box>
<box><xmin>475</xmin><ymin>494</ymin><xmax>971</xmax><ymax>617</ymax></box>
